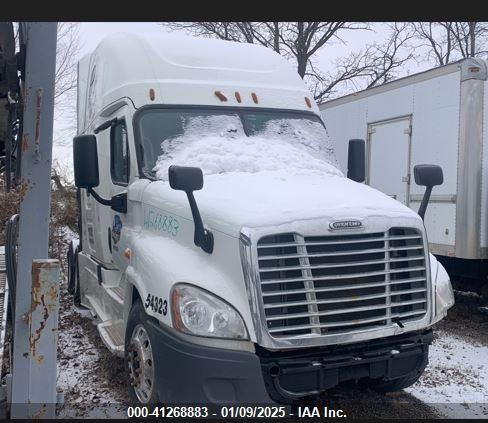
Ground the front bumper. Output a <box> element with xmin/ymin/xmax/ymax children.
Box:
<box><xmin>258</xmin><ymin>329</ymin><xmax>432</xmax><ymax>403</ymax></box>
<box><xmin>147</xmin><ymin>320</ymin><xmax>432</xmax><ymax>404</ymax></box>
<box><xmin>146</xmin><ymin>320</ymin><xmax>273</xmax><ymax>404</ymax></box>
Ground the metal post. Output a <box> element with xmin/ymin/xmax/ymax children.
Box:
<box><xmin>10</xmin><ymin>22</ymin><xmax>58</xmax><ymax>419</ymax></box>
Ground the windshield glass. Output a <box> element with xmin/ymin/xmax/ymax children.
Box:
<box><xmin>243</xmin><ymin>111</ymin><xmax>336</xmax><ymax>160</ymax></box>
<box><xmin>136</xmin><ymin>108</ymin><xmax>342</xmax><ymax>180</ymax></box>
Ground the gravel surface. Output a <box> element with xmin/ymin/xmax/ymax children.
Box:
<box><xmin>434</xmin><ymin>290</ymin><xmax>488</xmax><ymax>346</ymax></box>
<box><xmin>54</xmin><ymin>282</ymin><xmax>487</xmax><ymax>419</ymax></box>
<box><xmin>56</xmin><ymin>282</ymin><xmax>128</xmax><ymax>418</ymax></box>
<box><xmin>406</xmin><ymin>328</ymin><xmax>488</xmax><ymax>418</ymax></box>
<box><xmin>404</xmin><ymin>290</ymin><xmax>488</xmax><ymax>419</ymax></box>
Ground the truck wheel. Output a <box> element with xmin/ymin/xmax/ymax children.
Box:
<box><xmin>125</xmin><ymin>300</ymin><xmax>159</xmax><ymax>404</ymax></box>
<box><xmin>366</xmin><ymin>370</ymin><xmax>423</xmax><ymax>393</ymax></box>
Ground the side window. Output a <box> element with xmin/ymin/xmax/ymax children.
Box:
<box><xmin>110</xmin><ymin>121</ymin><xmax>129</xmax><ymax>185</ymax></box>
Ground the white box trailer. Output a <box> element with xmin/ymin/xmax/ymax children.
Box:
<box><xmin>320</xmin><ymin>59</ymin><xmax>488</xmax><ymax>290</ymax></box>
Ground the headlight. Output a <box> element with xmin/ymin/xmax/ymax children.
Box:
<box><xmin>171</xmin><ymin>284</ymin><xmax>249</xmax><ymax>340</ymax></box>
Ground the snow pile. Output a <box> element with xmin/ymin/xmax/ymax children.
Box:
<box><xmin>406</xmin><ymin>330</ymin><xmax>488</xmax><ymax>418</ymax></box>
<box><xmin>153</xmin><ymin>115</ymin><xmax>342</xmax><ymax>180</ymax></box>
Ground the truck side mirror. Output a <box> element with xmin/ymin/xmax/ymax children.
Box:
<box><xmin>168</xmin><ymin>165</ymin><xmax>203</xmax><ymax>192</ymax></box>
<box><xmin>169</xmin><ymin>165</ymin><xmax>213</xmax><ymax>254</ymax></box>
<box><xmin>414</xmin><ymin>164</ymin><xmax>444</xmax><ymax>220</ymax></box>
<box><xmin>347</xmin><ymin>139</ymin><xmax>366</xmax><ymax>183</ymax></box>
<box><xmin>73</xmin><ymin>134</ymin><xmax>100</xmax><ymax>189</ymax></box>
<box><xmin>73</xmin><ymin>134</ymin><xmax>127</xmax><ymax>213</ymax></box>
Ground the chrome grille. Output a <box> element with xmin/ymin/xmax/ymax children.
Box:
<box><xmin>256</xmin><ymin>228</ymin><xmax>428</xmax><ymax>338</ymax></box>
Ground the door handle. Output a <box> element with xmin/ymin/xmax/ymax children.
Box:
<box><xmin>108</xmin><ymin>227</ymin><xmax>112</xmax><ymax>254</ymax></box>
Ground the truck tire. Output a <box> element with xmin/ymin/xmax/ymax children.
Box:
<box><xmin>67</xmin><ymin>243</ymin><xmax>75</xmax><ymax>294</ymax></box>
<box><xmin>73</xmin><ymin>249</ymin><xmax>81</xmax><ymax>307</ymax></box>
<box><xmin>480</xmin><ymin>283</ymin><xmax>488</xmax><ymax>301</ymax></box>
<box><xmin>366</xmin><ymin>370</ymin><xmax>423</xmax><ymax>393</ymax></box>
<box><xmin>125</xmin><ymin>300</ymin><xmax>159</xmax><ymax>404</ymax></box>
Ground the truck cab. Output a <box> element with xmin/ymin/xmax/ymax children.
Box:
<box><xmin>69</xmin><ymin>33</ymin><xmax>454</xmax><ymax>404</ymax></box>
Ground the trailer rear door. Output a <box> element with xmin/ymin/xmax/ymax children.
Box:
<box><xmin>367</xmin><ymin>116</ymin><xmax>412</xmax><ymax>205</ymax></box>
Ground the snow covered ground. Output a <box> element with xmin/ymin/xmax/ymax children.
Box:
<box><xmin>406</xmin><ymin>329</ymin><xmax>488</xmax><ymax>419</ymax></box>
<box><xmin>54</xmin><ymin>278</ymin><xmax>487</xmax><ymax>419</ymax></box>
<box><xmin>56</xmin><ymin>285</ymin><xmax>128</xmax><ymax>418</ymax></box>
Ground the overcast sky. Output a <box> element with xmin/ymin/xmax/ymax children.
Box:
<box><xmin>52</xmin><ymin>22</ymin><xmax>430</xmax><ymax>171</ymax></box>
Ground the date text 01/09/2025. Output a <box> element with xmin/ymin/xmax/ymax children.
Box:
<box><xmin>220</xmin><ymin>406</ymin><xmax>347</xmax><ymax>418</ymax></box>
<box><xmin>126</xmin><ymin>406</ymin><xmax>347</xmax><ymax>419</ymax></box>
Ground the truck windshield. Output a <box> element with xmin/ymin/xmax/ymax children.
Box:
<box><xmin>136</xmin><ymin>108</ymin><xmax>341</xmax><ymax>179</ymax></box>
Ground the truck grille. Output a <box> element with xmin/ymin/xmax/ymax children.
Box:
<box><xmin>256</xmin><ymin>228</ymin><xmax>428</xmax><ymax>338</ymax></box>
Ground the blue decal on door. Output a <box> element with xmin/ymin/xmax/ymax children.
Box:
<box><xmin>112</xmin><ymin>215</ymin><xmax>122</xmax><ymax>244</ymax></box>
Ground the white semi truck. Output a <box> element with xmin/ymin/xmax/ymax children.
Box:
<box><xmin>320</xmin><ymin>59</ymin><xmax>488</xmax><ymax>296</ymax></box>
<box><xmin>68</xmin><ymin>33</ymin><xmax>454</xmax><ymax>405</ymax></box>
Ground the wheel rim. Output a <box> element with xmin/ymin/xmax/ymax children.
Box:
<box><xmin>128</xmin><ymin>324</ymin><xmax>155</xmax><ymax>403</ymax></box>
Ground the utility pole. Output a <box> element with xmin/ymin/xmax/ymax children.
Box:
<box><xmin>9</xmin><ymin>22</ymin><xmax>59</xmax><ymax>419</ymax></box>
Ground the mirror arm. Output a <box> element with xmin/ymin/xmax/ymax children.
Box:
<box><xmin>94</xmin><ymin>117</ymin><xmax>119</xmax><ymax>134</ymax></box>
<box><xmin>87</xmin><ymin>187</ymin><xmax>111</xmax><ymax>206</ymax></box>
<box><xmin>186</xmin><ymin>191</ymin><xmax>214</xmax><ymax>254</ymax></box>
<box><xmin>418</xmin><ymin>186</ymin><xmax>433</xmax><ymax>221</ymax></box>
<box><xmin>87</xmin><ymin>187</ymin><xmax>127</xmax><ymax>213</ymax></box>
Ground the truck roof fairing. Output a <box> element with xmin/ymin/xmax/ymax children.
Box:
<box><xmin>77</xmin><ymin>33</ymin><xmax>318</xmax><ymax>133</ymax></box>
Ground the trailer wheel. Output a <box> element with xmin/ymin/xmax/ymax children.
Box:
<box><xmin>125</xmin><ymin>300</ymin><xmax>159</xmax><ymax>404</ymax></box>
<box><xmin>366</xmin><ymin>370</ymin><xmax>424</xmax><ymax>393</ymax></box>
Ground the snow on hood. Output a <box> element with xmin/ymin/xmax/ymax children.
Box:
<box><xmin>146</xmin><ymin>170</ymin><xmax>420</xmax><ymax>238</ymax></box>
<box><xmin>201</xmin><ymin>171</ymin><xmax>417</xmax><ymax>231</ymax></box>
<box><xmin>148</xmin><ymin>114</ymin><xmax>419</xmax><ymax>236</ymax></box>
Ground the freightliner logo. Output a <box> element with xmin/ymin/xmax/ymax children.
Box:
<box><xmin>329</xmin><ymin>220</ymin><xmax>363</xmax><ymax>230</ymax></box>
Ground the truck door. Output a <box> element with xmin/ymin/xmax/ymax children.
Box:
<box><xmin>106</xmin><ymin>109</ymin><xmax>131</xmax><ymax>269</ymax></box>
<box><xmin>367</xmin><ymin>116</ymin><xmax>412</xmax><ymax>205</ymax></box>
<box><xmin>81</xmin><ymin>129</ymin><xmax>114</xmax><ymax>266</ymax></box>
<box><xmin>81</xmin><ymin>107</ymin><xmax>131</xmax><ymax>269</ymax></box>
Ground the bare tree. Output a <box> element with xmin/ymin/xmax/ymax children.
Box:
<box><xmin>365</xmin><ymin>23</ymin><xmax>415</xmax><ymax>88</ymax></box>
<box><xmin>451</xmin><ymin>22</ymin><xmax>488</xmax><ymax>58</ymax></box>
<box><xmin>162</xmin><ymin>22</ymin><xmax>417</xmax><ymax>103</ymax></box>
<box><xmin>274</xmin><ymin>22</ymin><xmax>369</xmax><ymax>78</ymax></box>
<box><xmin>411</xmin><ymin>22</ymin><xmax>455</xmax><ymax>66</ymax></box>
<box><xmin>52</xmin><ymin>22</ymin><xmax>82</xmax><ymax>144</ymax></box>
<box><xmin>54</xmin><ymin>23</ymin><xmax>81</xmax><ymax>113</ymax></box>
<box><xmin>164</xmin><ymin>22</ymin><xmax>280</xmax><ymax>52</ymax></box>
<box><xmin>162</xmin><ymin>22</ymin><xmax>370</xmax><ymax>78</ymax></box>
<box><xmin>310</xmin><ymin>23</ymin><xmax>414</xmax><ymax>102</ymax></box>
<box><xmin>307</xmin><ymin>50</ymin><xmax>375</xmax><ymax>101</ymax></box>
<box><xmin>411</xmin><ymin>22</ymin><xmax>488</xmax><ymax>67</ymax></box>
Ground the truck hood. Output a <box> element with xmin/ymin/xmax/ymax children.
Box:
<box><xmin>143</xmin><ymin>170</ymin><xmax>422</xmax><ymax>238</ymax></box>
